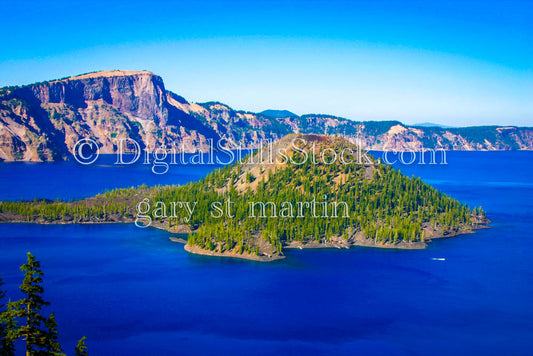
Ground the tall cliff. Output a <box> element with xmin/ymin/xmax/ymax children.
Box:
<box><xmin>0</xmin><ymin>70</ymin><xmax>532</xmax><ymax>161</ymax></box>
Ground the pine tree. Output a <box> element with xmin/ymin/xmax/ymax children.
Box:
<box><xmin>75</xmin><ymin>336</ymin><xmax>88</xmax><ymax>356</ymax></box>
<box><xmin>43</xmin><ymin>313</ymin><xmax>65</xmax><ymax>355</ymax></box>
<box><xmin>1</xmin><ymin>254</ymin><xmax>89</xmax><ymax>355</ymax></box>
<box><xmin>0</xmin><ymin>275</ymin><xmax>15</xmax><ymax>356</ymax></box>
<box><xmin>8</xmin><ymin>252</ymin><xmax>52</xmax><ymax>356</ymax></box>
<box><xmin>0</xmin><ymin>308</ymin><xmax>16</xmax><ymax>356</ymax></box>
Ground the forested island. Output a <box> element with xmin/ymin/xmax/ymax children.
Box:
<box><xmin>0</xmin><ymin>134</ymin><xmax>488</xmax><ymax>261</ymax></box>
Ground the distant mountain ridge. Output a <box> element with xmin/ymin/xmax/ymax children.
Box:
<box><xmin>1</xmin><ymin>70</ymin><xmax>532</xmax><ymax>161</ymax></box>
<box><xmin>260</xmin><ymin>109</ymin><xmax>299</xmax><ymax>118</ymax></box>
<box><xmin>412</xmin><ymin>122</ymin><xmax>454</xmax><ymax>128</ymax></box>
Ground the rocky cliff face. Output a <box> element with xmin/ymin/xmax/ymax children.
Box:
<box><xmin>281</xmin><ymin>116</ymin><xmax>533</xmax><ymax>151</ymax></box>
<box><xmin>0</xmin><ymin>71</ymin><xmax>223</xmax><ymax>161</ymax></box>
<box><xmin>0</xmin><ymin>70</ymin><xmax>532</xmax><ymax>161</ymax></box>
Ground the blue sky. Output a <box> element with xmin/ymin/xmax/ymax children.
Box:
<box><xmin>1</xmin><ymin>0</ymin><xmax>531</xmax><ymax>126</ymax></box>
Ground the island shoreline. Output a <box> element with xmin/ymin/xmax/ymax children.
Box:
<box><xmin>0</xmin><ymin>216</ymin><xmax>490</xmax><ymax>262</ymax></box>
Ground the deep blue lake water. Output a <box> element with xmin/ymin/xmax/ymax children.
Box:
<box><xmin>0</xmin><ymin>151</ymin><xmax>532</xmax><ymax>355</ymax></box>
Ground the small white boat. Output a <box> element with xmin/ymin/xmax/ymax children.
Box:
<box><xmin>431</xmin><ymin>257</ymin><xmax>446</xmax><ymax>261</ymax></box>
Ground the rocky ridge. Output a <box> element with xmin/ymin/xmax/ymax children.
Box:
<box><xmin>1</xmin><ymin>70</ymin><xmax>531</xmax><ymax>161</ymax></box>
